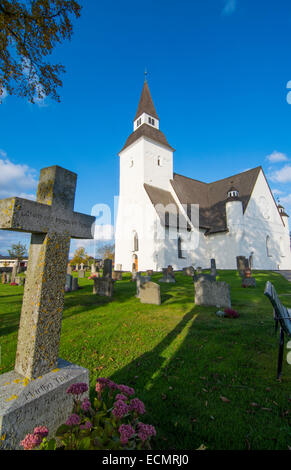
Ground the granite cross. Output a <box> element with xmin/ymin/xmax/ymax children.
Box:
<box><xmin>0</xmin><ymin>166</ymin><xmax>95</xmax><ymax>379</ymax></box>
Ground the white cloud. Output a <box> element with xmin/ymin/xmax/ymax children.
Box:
<box><xmin>269</xmin><ymin>165</ymin><xmax>291</xmax><ymax>183</ymax></box>
<box><xmin>271</xmin><ymin>188</ymin><xmax>283</xmax><ymax>196</ymax></box>
<box><xmin>287</xmin><ymin>81</ymin><xmax>291</xmax><ymax>89</ymax></box>
<box><xmin>0</xmin><ymin>156</ymin><xmax>38</xmax><ymax>199</ymax></box>
<box><xmin>280</xmin><ymin>194</ymin><xmax>291</xmax><ymax>206</ymax></box>
<box><xmin>222</xmin><ymin>0</ymin><xmax>237</xmax><ymax>15</ymax></box>
<box><xmin>266</xmin><ymin>150</ymin><xmax>288</xmax><ymax>163</ymax></box>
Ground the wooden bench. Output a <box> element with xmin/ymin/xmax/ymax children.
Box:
<box><xmin>264</xmin><ymin>281</ymin><xmax>291</xmax><ymax>379</ymax></box>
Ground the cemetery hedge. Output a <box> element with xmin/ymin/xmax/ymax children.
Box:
<box><xmin>0</xmin><ymin>270</ymin><xmax>290</xmax><ymax>450</ymax></box>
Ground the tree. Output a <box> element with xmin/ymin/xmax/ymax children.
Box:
<box><xmin>8</xmin><ymin>241</ymin><xmax>27</xmax><ymax>260</ymax></box>
<box><xmin>0</xmin><ymin>0</ymin><xmax>81</xmax><ymax>103</ymax></box>
<box><xmin>70</xmin><ymin>246</ymin><xmax>89</xmax><ymax>266</ymax></box>
<box><xmin>98</xmin><ymin>243</ymin><xmax>115</xmax><ymax>262</ymax></box>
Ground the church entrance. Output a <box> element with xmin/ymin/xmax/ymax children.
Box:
<box><xmin>133</xmin><ymin>254</ymin><xmax>138</xmax><ymax>271</ymax></box>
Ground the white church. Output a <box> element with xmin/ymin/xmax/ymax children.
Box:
<box><xmin>114</xmin><ymin>80</ymin><xmax>291</xmax><ymax>272</ymax></box>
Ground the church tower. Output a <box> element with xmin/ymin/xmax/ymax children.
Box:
<box><xmin>114</xmin><ymin>79</ymin><xmax>175</xmax><ymax>271</ymax></box>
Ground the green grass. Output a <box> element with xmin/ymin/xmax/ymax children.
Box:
<box><xmin>0</xmin><ymin>270</ymin><xmax>291</xmax><ymax>450</ymax></box>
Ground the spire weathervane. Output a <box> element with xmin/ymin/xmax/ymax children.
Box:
<box><xmin>144</xmin><ymin>68</ymin><xmax>148</xmax><ymax>81</ymax></box>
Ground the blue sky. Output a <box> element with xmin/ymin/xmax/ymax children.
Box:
<box><xmin>1</xmin><ymin>0</ymin><xmax>291</xmax><ymax>257</ymax></box>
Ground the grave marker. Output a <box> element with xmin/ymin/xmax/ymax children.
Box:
<box><xmin>0</xmin><ymin>165</ymin><xmax>95</xmax><ymax>448</ymax></box>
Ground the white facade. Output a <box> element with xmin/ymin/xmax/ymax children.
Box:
<box><xmin>115</xmin><ymin>84</ymin><xmax>291</xmax><ymax>272</ymax></box>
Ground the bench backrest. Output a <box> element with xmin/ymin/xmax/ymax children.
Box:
<box><xmin>264</xmin><ymin>281</ymin><xmax>291</xmax><ymax>337</ymax></box>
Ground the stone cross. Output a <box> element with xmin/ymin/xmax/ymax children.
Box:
<box><xmin>0</xmin><ymin>166</ymin><xmax>95</xmax><ymax>379</ymax></box>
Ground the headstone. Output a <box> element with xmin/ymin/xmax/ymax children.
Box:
<box><xmin>131</xmin><ymin>262</ymin><xmax>137</xmax><ymax>281</ymax></box>
<box><xmin>196</xmin><ymin>267</ymin><xmax>202</xmax><ymax>274</ymax></box>
<box><xmin>14</xmin><ymin>276</ymin><xmax>21</xmax><ymax>286</ymax></box>
<box><xmin>242</xmin><ymin>268</ymin><xmax>256</xmax><ymax>287</ymax></box>
<box><xmin>236</xmin><ymin>256</ymin><xmax>249</xmax><ymax>277</ymax></box>
<box><xmin>11</xmin><ymin>262</ymin><xmax>18</xmax><ymax>284</ymax></box>
<box><xmin>183</xmin><ymin>266</ymin><xmax>195</xmax><ymax>277</ymax></box>
<box><xmin>136</xmin><ymin>274</ymin><xmax>151</xmax><ymax>298</ymax></box>
<box><xmin>194</xmin><ymin>279</ymin><xmax>231</xmax><ymax>308</ymax></box>
<box><xmin>72</xmin><ymin>277</ymin><xmax>79</xmax><ymax>291</ymax></box>
<box><xmin>78</xmin><ymin>269</ymin><xmax>85</xmax><ymax>279</ymax></box>
<box><xmin>93</xmin><ymin>277</ymin><xmax>114</xmax><ymax>297</ymax></box>
<box><xmin>65</xmin><ymin>274</ymin><xmax>73</xmax><ymax>292</ymax></box>
<box><xmin>0</xmin><ymin>165</ymin><xmax>95</xmax><ymax>449</ymax></box>
<box><xmin>146</xmin><ymin>269</ymin><xmax>154</xmax><ymax>276</ymax></box>
<box><xmin>75</xmin><ymin>263</ymin><xmax>79</xmax><ymax>271</ymax></box>
<box><xmin>91</xmin><ymin>262</ymin><xmax>96</xmax><ymax>274</ymax></box>
<box><xmin>67</xmin><ymin>264</ymin><xmax>72</xmax><ymax>275</ymax></box>
<box><xmin>1</xmin><ymin>272</ymin><xmax>5</xmax><ymax>284</ymax></box>
<box><xmin>140</xmin><ymin>282</ymin><xmax>161</xmax><ymax>305</ymax></box>
<box><xmin>103</xmin><ymin>259</ymin><xmax>112</xmax><ymax>279</ymax></box>
<box><xmin>210</xmin><ymin>259</ymin><xmax>217</xmax><ymax>278</ymax></box>
<box><xmin>80</xmin><ymin>263</ymin><xmax>84</xmax><ymax>270</ymax></box>
<box><xmin>112</xmin><ymin>271</ymin><xmax>123</xmax><ymax>281</ymax></box>
<box><xmin>159</xmin><ymin>267</ymin><xmax>176</xmax><ymax>283</ymax></box>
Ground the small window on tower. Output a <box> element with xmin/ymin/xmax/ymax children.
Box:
<box><xmin>148</xmin><ymin>117</ymin><xmax>155</xmax><ymax>126</ymax></box>
<box><xmin>137</xmin><ymin>118</ymin><xmax>141</xmax><ymax>127</ymax></box>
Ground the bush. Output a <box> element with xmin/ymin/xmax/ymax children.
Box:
<box><xmin>20</xmin><ymin>379</ymin><xmax>156</xmax><ymax>450</ymax></box>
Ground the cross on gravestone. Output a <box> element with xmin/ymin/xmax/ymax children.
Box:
<box><xmin>0</xmin><ymin>166</ymin><xmax>95</xmax><ymax>379</ymax></box>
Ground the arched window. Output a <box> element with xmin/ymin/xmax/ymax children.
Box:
<box><xmin>266</xmin><ymin>235</ymin><xmax>272</xmax><ymax>257</ymax></box>
<box><xmin>178</xmin><ymin>236</ymin><xmax>183</xmax><ymax>259</ymax></box>
<box><xmin>133</xmin><ymin>231</ymin><xmax>139</xmax><ymax>252</ymax></box>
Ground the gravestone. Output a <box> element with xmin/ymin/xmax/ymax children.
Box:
<box><xmin>0</xmin><ymin>165</ymin><xmax>95</xmax><ymax>449</ymax></box>
<box><xmin>236</xmin><ymin>256</ymin><xmax>249</xmax><ymax>277</ymax></box>
<box><xmin>80</xmin><ymin>263</ymin><xmax>84</xmax><ymax>271</ymax></box>
<box><xmin>194</xmin><ymin>279</ymin><xmax>231</xmax><ymax>308</ymax></box>
<box><xmin>78</xmin><ymin>269</ymin><xmax>85</xmax><ymax>279</ymax></box>
<box><xmin>67</xmin><ymin>264</ymin><xmax>72</xmax><ymax>275</ymax></box>
<box><xmin>72</xmin><ymin>277</ymin><xmax>79</xmax><ymax>291</ymax></box>
<box><xmin>146</xmin><ymin>269</ymin><xmax>154</xmax><ymax>276</ymax></box>
<box><xmin>242</xmin><ymin>268</ymin><xmax>256</xmax><ymax>288</ymax></box>
<box><xmin>93</xmin><ymin>277</ymin><xmax>114</xmax><ymax>297</ymax></box>
<box><xmin>136</xmin><ymin>274</ymin><xmax>151</xmax><ymax>298</ymax></box>
<box><xmin>75</xmin><ymin>263</ymin><xmax>79</xmax><ymax>271</ymax></box>
<box><xmin>11</xmin><ymin>262</ymin><xmax>18</xmax><ymax>284</ymax></box>
<box><xmin>210</xmin><ymin>259</ymin><xmax>217</xmax><ymax>278</ymax></box>
<box><xmin>140</xmin><ymin>282</ymin><xmax>161</xmax><ymax>305</ymax></box>
<box><xmin>2</xmin><ymin>272</ymin><xmax>5</xmax><ymax>284</ymax></box>
<box><xmin>183</xmin><ymin>266</ymin><xmax>195</xmax><ymax>277</ymax></box>
<box><xmin>194</xmin><ymin>273</ymin><xmax>216</xmax><ymax>282</ymax></box>
<box><xmin>103</xmin><ymin>259</ymin><xmax>112</xmax><ymax>279</ymax></box>
<box><xmin>112</xmin><ymin>271</ymin><xmax>123</xmax><ymax>281</ymax></box>
<box><xmin>14</xmin><ymin>276</ymin><xmax>21</xmax><ymax>286</ymax></box>
<box><xmin>91</xmin><ymin>262</ymin><xmax>96</xmax><ymax>274</ymax></box>
<box><xmin>159</xmin><ymin>266</ymin><xmax>176</xmax><ymax>283</ymax></box>
<box><xmin>65</xmin><ymin>274</ymin><xmax>73</xmax><ymax>292</ymax></box>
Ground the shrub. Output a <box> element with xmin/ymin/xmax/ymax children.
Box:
<box><xmin>20</xmin><ymin>379</ymin><xmax>156</xmax><ymax>450</ymax></box>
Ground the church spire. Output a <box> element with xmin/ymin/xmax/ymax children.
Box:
<box><xmin>134</xmin><ymin>79</ymin><xmax>159</xmax><ymax>122</ymax></box>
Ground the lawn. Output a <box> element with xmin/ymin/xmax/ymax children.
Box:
<box><xmin>0</xmin><ymin>270</ymin><xmax>290</xmax><ymax>450</ymax></box>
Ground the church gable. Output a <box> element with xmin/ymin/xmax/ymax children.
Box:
<box><xmin>244</xmin><ymin>168</ymin><xmax>284</xmax><ymax>226</ymax></box>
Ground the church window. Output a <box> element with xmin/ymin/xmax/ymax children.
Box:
<box><xmin>137</xmin><ymin>118</ymin><xmax>141</xmax><ymax>127</ymax></box>
<box><xmin>148</xmin><ymin>117</ymin><xmax>155</xmax><ymax>126</ymax></box>
<box><xmin>158</xmin><ymin>156</ymin><xmax>162</xmax><ymax>166</ymax></box>
<box><xmin>178</xmin><ymin>236</ymin><xmax>184</xmax><ymax>259</ymax></box>
<box><xmin>133</xmin><ymin>231</ymin><xmax>139</xmax><ymax>252</ymax></box>
<box><xmin>266</xmin><ymin>235</ymin><xmax>272</xmax><ymax>257</ymax></box>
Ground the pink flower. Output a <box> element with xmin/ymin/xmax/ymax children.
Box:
<box><xmin>80</xmin><ymin>421</ymin><xmax>92</xmax><ymax>430</ymax></box>
<box><xmin>118</xmin><ymin>384</ymin><xmax>135</xmax><ymax>396</ymax></box>
<box><xmin>129</xmin><ymin>398</ymin><xmax>146</xmax><ymax>415</ymax></box>
<box><xmin>119</xmin><ymin>424</ymin><xmax>135</xmax><ymax>445</ymax></box>
<box><xmin>66</xmin><ymin>382</ymin><xmax>88</xmax><ymax>395</ymax></box>
<box><xmin>20</xmin><ymin>433</ymin><xmax>43</xmax><ymax>450</ymax></box>
<box><xmin>33</xmin><ymin>426</ymin><xmax>49</xmax><ymax>438</ymax></box>
<box><xmin>112</xmin><ymin>400</ymin><xmax>130</xmax><ymax>419</ymax></box>
<box><xmin>137</xmin><ymin>422</ymin><xmax>156</xmax><ymax>442</ymax></box>
<box><xmin>81</xmin><ymin>398</ymin><xmax>91</xmax><ymax>412</ymax></box>
<box><xmin>66</xmin><ymin>414</ymin><xmax>81</xmax><ymax>426</ymax></box>
<box><xmin>96</xmin><ymin>377</ymin><xmax>118</xmax><ymax>390</ymax></box>
<box><xmin>115</xmin><ymin>393</ymin><xmax>127</xmax><ymax>401</ymax></box>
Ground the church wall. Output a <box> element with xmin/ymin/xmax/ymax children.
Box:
<box><xmin>143</xmin><ymin>139</ymin><xmax>173</xmax><ymax>191</ymax></box>
<box><xmin>205</xmin><ymin>170</ymin><xmax>291</xmax><ymax>270</ymax></box>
